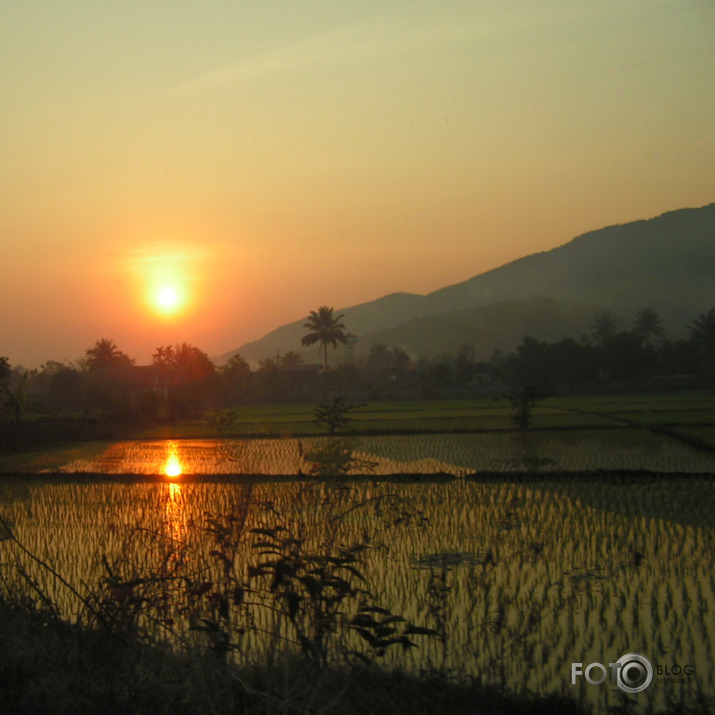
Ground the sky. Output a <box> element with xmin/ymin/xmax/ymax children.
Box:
<box><xmin>2</xmin><ymin>0</ymin><xmax>714</xmax><ymax>368</ymax></box>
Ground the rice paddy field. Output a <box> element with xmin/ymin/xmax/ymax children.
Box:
<box><xmin>124</xmin><ymin>391</ymin><xmax>715</xmax><ymax>437</ymax></box>
<box><xmin>1</xmin><ymin>393</ymin><xmax>714</xmax><ymax>714</ymax></box>
<box><xmin>40</xmin><ymin>429</ymin><xmax>715</xmax><ymax>476</ymax></box>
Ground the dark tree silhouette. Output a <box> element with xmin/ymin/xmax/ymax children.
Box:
<box><xmin>689</xmin><ymin>308</ymin><xmax>715</xmax><ymax>376</ymax></box>
<box><xmin>391</xmin><ymin>346</ymin><xmax>411</xmax><ymax>374</ymax></box>
<box><xmin>85</xmin><ymin>338</ymin><xmax>133</xmax><ymax>371</ymax></box>
<box><xmin>634</xmin><ymin>308</ymin><xmax>664</xmax><ymax>346</ymax></box>
<box><xmin>153</xmin><ymin>343</ymin><xmax>215</xmax><ymax>384</ymax></box>
<box><xmin>591</xmin><ymin>313</ymin><xmax>618</xmax><ymax>347</ymax></box>
<box><xmin>0</xmin><ymin>357</ymin><xmax>10</xmax><ymax>384</ymax></box>
<box><xmin>152</xmin><ymin>345</ymin><xmax>174</xmax><ymax>369</ymax></box>
<box><xmin>367</xmin><ymin>343</ymin><xmax>392</xmax><ymax>372</ymax></box>
<box><xmin>602</xmin><ymin>332</ymin><xmax>649</xmax><ymax>380</ymax></box>
<box><xmin>1</xmin><ymin>371</ymin><xmax>29</xmax><ymax>423</ymax></box>
<box><xmin>219</xmin><ymin>353</ymin><xmax>254</xmax><ymax>402</ymax></box>
<box><xmin>280</xmin><ymin>351</ymin><xmax>303</xmax><ymax>367</ymax></box>
<box><xmin>222</xmin><ymin>353</ymin><xmax>251</xmax><ymax>375</ymax></box>
<box><xmin>301</xmin><ymin>306</ymin><xmax>351</xmax><ymax>370</ymax></box>
<box><xmin>173</xmin><ymin>343</ymin><xmax>215</xmax><ymax>382</ymax></box>
<box><xmin>689</xmin><ymin>308</ymin><xmax>715</xmax><ymax>347</ymax></box>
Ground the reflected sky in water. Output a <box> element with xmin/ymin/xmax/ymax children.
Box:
<box><xmin>54</xmin><ymin>432</ymin><xmax>715</xmax><ymax>477</ymax></box>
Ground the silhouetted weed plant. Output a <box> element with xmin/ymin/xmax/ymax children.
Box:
<box><xmin>77</xmin><ymin>485</ymin><xmax>436</xmax><ymax>670</ymax></box>
<box><xmin>313</xmin><ymin>396</ymin><xmax>364</xmax><ymax>434</ymax></box>
<box><xmin>245</xmin><ymin>524</ymin><xmax>434</xmax><ymax>667</ymax></box>
<box><xmin>507</xmin><ymin>381</ymin><xmax>551</xmax><ymax>430</ymax></box>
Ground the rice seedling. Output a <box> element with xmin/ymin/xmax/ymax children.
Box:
<box><xmin>0</xmin><ymin>441</ymin><xmax>713</xmax><ymax>714</ymax></box>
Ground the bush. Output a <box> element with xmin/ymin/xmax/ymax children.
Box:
<box><xmin>313</xmin><ymin>396</ymin><xmax>363</xmax><ymax>434</ymax></box>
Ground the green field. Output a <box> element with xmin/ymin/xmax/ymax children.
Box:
<box><xmin>130</xmin><ymin>391</ymin><xmax>715</xmax><ymax>438</ymax></box>
<box><xmin>3</xmin><ymin>391</ymin><xmax>715</xmax><ymax>475</ymax></box>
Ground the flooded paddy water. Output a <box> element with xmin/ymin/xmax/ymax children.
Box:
<box><xmin>50</xmin><ymin>429</ymin><xmax>715</xmax><ymax>476</ymax></box>
<box><xmin>1</xmin><ymin>432</ymin><xmax>714</xmax><ymax>714</ymax></box>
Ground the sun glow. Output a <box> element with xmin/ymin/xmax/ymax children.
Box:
<box><xmin>130</xmin><ymin>245</ymin><xmax>200</xmax><ymax>318</ymax></box>
<box><xmin>151</xmin><ymin>281</ymin><xmax>186</xmax><ymax>316</ymax></box>
<box><xmin>157</xmin><ymin>286</ymin><xmax>179</xmax><ymax>309</ymax></box>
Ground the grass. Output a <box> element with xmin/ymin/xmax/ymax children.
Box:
<box><xmin>132</xmin><ymin>399</ymin><xmax>517</xmax><ymax>438</ymax></box>
<box><xmin>129</xmin><ymin>391</ymin><xmax>715</xmax><ymax>439</ymax></box>
<box><xmin>547</xmin><ymin>392</ymin><xmax>715</xmax><ymax>425</ymax></box>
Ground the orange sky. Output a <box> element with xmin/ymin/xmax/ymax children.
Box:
<box><xmin>2</xmin><ymin>2</ymin><xmax>714</xmax><ymax>367</ymax></box>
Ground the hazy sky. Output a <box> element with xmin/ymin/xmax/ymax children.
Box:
<box><xmin>2</xmin><ymin>1</ymin><xmax>714</xmax><ymax>367</ymax></box>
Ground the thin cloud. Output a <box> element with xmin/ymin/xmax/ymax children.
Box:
<box><xmin>131</xmin><ymin>249</ymin><xmax>211</xmax><ymax>264</ymax></box>
<box><xmin>125</xmin><ymin>245</ymin><xmax>214</xmax><ymax>278</ymax></box>
<box><xmin>167</xmin><ymin>18</ymin><xmax>479</xmax><ymax>95</ymax></box>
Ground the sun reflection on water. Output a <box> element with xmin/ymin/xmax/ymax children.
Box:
<box><xmin>164</xmin><ymin>479</ymin><xmax>187</xmax><ymax>548</ymax></box>
<box><xmin>162</xmin><ymin>444</ymin><xmax>188</xmax><ymax>547</ymax></box>
<box><xmin>164</xmin><ymin>444</ymin><xmax>183</xmax><ymax>478</ymax></box>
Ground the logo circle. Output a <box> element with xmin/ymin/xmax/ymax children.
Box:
<box><xmin>615</xmin><ymin>653</ymin><xmax>653</xmax><ymax>693</ymax></box>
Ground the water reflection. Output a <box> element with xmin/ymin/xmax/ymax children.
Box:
<box><xmin>164</xmin><ymin>480</ymin><xmax>186</xmax><ymax>545</ymax></box>
<box><xmin>164</xmin><ymin>443</ymin><xmax>183</xmax><ymax>478</ymax></box>
<box><xmin>54</xmin><ymin>433</ymin><xmax>715</xmax><ymax>477</ymax></box>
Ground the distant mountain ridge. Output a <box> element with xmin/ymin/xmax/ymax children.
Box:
<box><xmin>219</xmin><ymin>202</ymin><xmax>715</xmax><ymax>364</ymax></box>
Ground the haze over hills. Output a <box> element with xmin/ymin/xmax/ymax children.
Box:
<box><xmin>221</xmin><ymin>203</ymin><xmax>715</xmax><ymax>365</ymax></box>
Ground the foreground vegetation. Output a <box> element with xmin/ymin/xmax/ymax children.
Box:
<box><xmin>1</xmin><ymin>597</ymin><xmax>593</xmax><ymax>715</ymax></box>
<box><xmin>1</xmin><ymin>470</ymin><xmax>713</xmax><ymax>714</ymax></box>
<box><xmin>0</xmin><ymin>475</ymin><xmax>600</xmax><ymax>715</ymax></box>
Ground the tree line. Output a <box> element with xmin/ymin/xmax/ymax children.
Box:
<box><xmin>2</xmin><ymin>305</ymin><xmax>715</xmax><ymax>431</ymax></box>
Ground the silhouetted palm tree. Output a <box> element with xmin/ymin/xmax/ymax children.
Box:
<box><xmin>152</xmin><ymin>345</ymin><xmax>174</xmax><ymax>368</ymax></box>
<box><xmin>634</xmin><ymin>308</ymin><xmax>664</xmax><ymax>346</ymax></box>
<box><xmin>591</xmin><ymin>313</ymin><xmax>618</xmax><ymax>347</ymax></box>
<box><xmin>85</xmin><ymin>338</ymin><xmax>132</xmax><ymax>371</ymax></box>
<box><xmin>689</xmin><ymin>308</ymin><xmax>715</xmax><ymax>346</ymax></box>
<box><xmin>154</xmin><ymin>342</ymin><xmax>215</xmax><ymax>383</ymax></box>
<box><xmin>301</xmin><ymin>306</ymin><xmax>351</xmax><ymax>370</ymax></box>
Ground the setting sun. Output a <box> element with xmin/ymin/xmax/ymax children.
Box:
<box><xmin>157</xmin><ymin>286</ymin><xmax>180</xmax><ymax>310</ymax></box>
<box><xmin>129</xmin><ymin>245</ymin><xmax>200</xmax><ymax>320</ymax></box>
<box><xmin>149</xmin><ymin>278</ymin><xmax>188</xmax><ymax>317</ymax></box>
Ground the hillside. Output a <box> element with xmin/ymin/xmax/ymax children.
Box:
<box><xmin>220</xmin><ymin>202</ymin><xmax>715</xmax><ymax>364</ymax></box>
<box><xmin>357</xmin><ymin>298</ymin><xmax>606</xmax><ymax>360</ymax></box>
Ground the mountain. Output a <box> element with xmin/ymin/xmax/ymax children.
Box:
<box><xmin>219</xmin><ymin>202</ymin><xmax>715</xmax><ymax>364</ymax></box>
